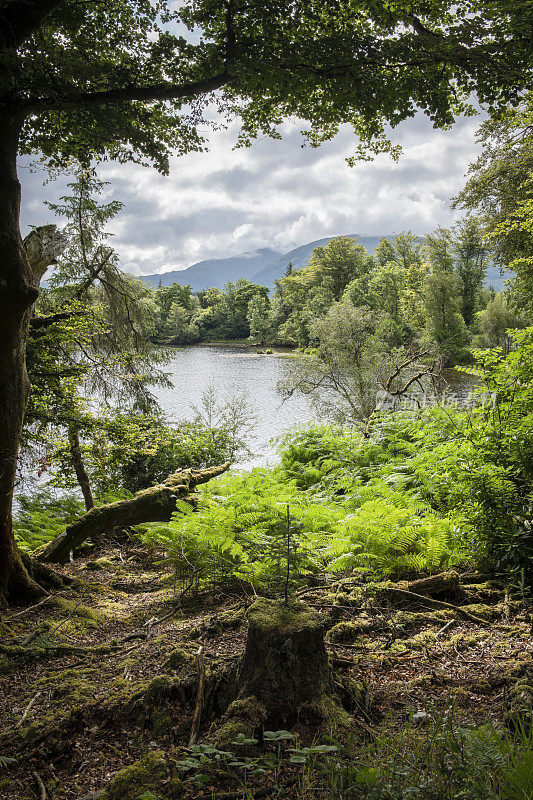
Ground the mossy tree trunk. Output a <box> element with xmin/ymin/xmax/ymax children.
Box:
<box><xmin>0</xmin><ymin>108</ymin><xmax>67</xmax><ymax>604</ymax></box>
<box><xmin>37</xmin><ymin>462</ymin><xmax>230</xmax><ymax>563</ymax></box>
<box><xmin>215</xmin><ymin>598</ymin><xmax>352</xmax><ymax>744</ymax></box>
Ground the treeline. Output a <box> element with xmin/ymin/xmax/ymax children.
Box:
<box><xmin>148</xmin><ymin>222</ymin><xmax>524</xmax><ymax>364</ymax></box>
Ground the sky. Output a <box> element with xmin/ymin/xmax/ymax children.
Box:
<box><xmin>19</xmin><ymin>109</ymin><xmax>482</xmax><ymax>277</ymax></box>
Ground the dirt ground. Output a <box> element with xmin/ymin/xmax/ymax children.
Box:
<box><xmin>1</xmin><ymin>545</ymin><xmax>531</xmax><ymax>800</ymax></box>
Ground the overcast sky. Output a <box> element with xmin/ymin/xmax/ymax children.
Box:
<box><xmin>19</xmin><ymin>110</ymin><xmax>481</xmax><ymax>276</ymax></box>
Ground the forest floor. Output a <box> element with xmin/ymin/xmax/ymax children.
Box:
<box><xmin>1</xmin><ymin>542</ymin><xmax>532</xmax><ymax>800</ymax></box>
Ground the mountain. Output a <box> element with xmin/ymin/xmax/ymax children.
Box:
<box><xmin>139</xmin><ymin>234</ymin><xmax>508</xmax><ymax>291</ymax></box>
<box><xmin>139</xmin><ymin>234</ymin><xmax>384</xmax><ymax>290</ymax></box>
<box><xmin>251</xmin><ymin>234</ymin><xmax>383</xmax><ymax>287</ymax></box>
<box><xmin>139</xmin><ymin>247</ymin><xmax>282</xmax><ymax>290</ymax></box>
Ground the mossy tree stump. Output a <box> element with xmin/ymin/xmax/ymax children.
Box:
<box><xmin>214</xmin><ymin>598</ymin><xmax>352</xmax><ymax>744</ymax></box>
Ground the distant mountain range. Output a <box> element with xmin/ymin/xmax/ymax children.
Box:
<box><xmin>139</xmin><ymin>234</ymin><xmax>506</xmax><ymax>291</ymax></box>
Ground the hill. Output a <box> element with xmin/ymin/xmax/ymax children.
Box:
<box><xmin>139</xmin><ymin>234</ymin><xmax>508</xmax><ymax>291</ymax></box>
<box><xmin>139</xmin><ymin>247</ymin><xmax>281</xmax><ymax>290</ymax></box>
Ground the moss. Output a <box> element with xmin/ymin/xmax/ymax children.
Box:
<box><xmin>0</xmin><ymin>655</ymin><xmax>16</xmax><ymax>675</ymax></box>
<box><xmin>392</xmin><ymin>610</ymin><xmax>453</xmax><ymax>628</ymax></box>
<box><xmin>312</xmin><ymin>694</ymin><xmax>354</xmax><ymax>735</ymax></box>
<box><xmin>405</xmin><ymin>631</ymin><xmax>436</xmax><ymax>650</ymax></box>
<box><xmin>164</xmin><ymin>648</ymin><xmax>193</xmax><ymax>671</ymax></box>
<box><xmin>145</xmin><ymin>675</ymin><xmax>175</xmax><ymax>702</ymax></box>
<box><xmin>37</xmin><ymin>668</ymin><xmax>98</xmax><ymax>705</ymax></box>
<box><xmin>189</xmin><ymin>606</ymin><xmax>246</xmax><ymax>639</ymax></box>
<box><xmin>388</xmin><ymin>641</ymin><xmax>409</xmax><ymax>654</ymax></box>
<box><xmin>151</xmin><ymin>708</ymin><xmax>173</xmax><ymax>737</ymax></box>
<box><xmin>51</xmin><ymin>596</ymin><xmax>105</xmax><ymax>622</ymax></box>
<box><xmin>213</xmin><ymin>695</ymin><xmax>268</xmax><ymax>747</ymax></box>
<box><xmin>247</xmin><ymin>597</ymin><xmax>323</xmax><ymax>634</ymax></box>
<box><xmin>462</xmin><ymin>582</ymin><xmax>504</xmax><ymax>603</ymax></box>
<box><xmin>327</xmin><ymin>618</ymin><xmax>374</xmax><ymax>643</ymax></box>
<box><xmin>446</xmin><ymin>631</ymin><xmax>491</xmax><ymax>651</ymax></box>
<box><xmin>459</xmin><ymin>603</ymin><xmax>500</xmax><ymax>621</ymax></box>
<box><xmin>334</xmin><ymin>675</ymin><xmax>366</xmax><ymax>716</ymax></box>
<box><xmin>329</xmin><ymin>590</ymin><xmax>363</xmax><ymax>609</ymax></box>
<box><xmin>104</xmin><ymin>750</ymin><xmax>183</xmax><ymax>800</ymax></box>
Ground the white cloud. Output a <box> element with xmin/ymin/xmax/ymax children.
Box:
<box><xmin>20</xmin><ymin>109</ymin><xmax>483</xmax><ymax>276</ymax></box>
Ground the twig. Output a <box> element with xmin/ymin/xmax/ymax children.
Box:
<box><xmin>14</xmin><ymin>691</ymin><xmax>42</xmax><ymax>729</ymax></box>
<box><xmin>435</xmin><ymin>619</ymin><xmax>456</xmax><ymax>639</ymax></box>
<box><xmin>5</xmin><ymin>594</ymin><xmax>56</xmax><ymax>621</ymax></box>
<box><xmin>48</xmin><ymin>599</ymin><xmax>84</xmax><ymax>638</ymax></box>
<box><xmin>32</xmin><ymin>770</ymin><xmax>47</xmax><ymax>800</ymax></box>
<box><xmin>296</xmin><ymin>578</ymin><xmax>361</xmax><ymax>597</ymax></box>
<box><xmin>188</xmin><ymin>645</ymin><xmax>206</xmax><ymax>747</ymax></box>
<box><xmin>21</xmin><ymin>628</ymin><xmax>41</xmax><ymax>647</ymax></box>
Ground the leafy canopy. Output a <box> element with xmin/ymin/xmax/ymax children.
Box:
<box><xmin>3</xmin><ymin>0</ymin><xmax>533</xmax><ymax>171</ymax></box>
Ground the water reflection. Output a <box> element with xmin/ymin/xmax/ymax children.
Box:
<box><xmin>153</xmin><ymin>346</ymin><xmax>476</xmax><ymax>469</ymax></box>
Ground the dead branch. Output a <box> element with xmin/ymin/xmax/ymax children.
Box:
<box><xmin>31</xmin><ymin>771</ymin><xmax>47</xmax><ymax>800</ymax></box>
<box><xmin>15</xmin><ymin>691</ymin><xmax>42</xmax><ymax>729</ymax></box>
<box><xmin>36</xmin><ymin>462</ymin><xmax>230</xmax><ymax>563</ymax></box>
<box><xmin>189</xmin><ymin>646</ymin><xmax>207</xmax><ymax>747</ymax></box>
<box><xmin>382</xmin><ymin>587</ymin><xmax>490</xmax><ymax>625</ymax></box>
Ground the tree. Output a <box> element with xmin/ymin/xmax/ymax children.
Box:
<box><xmin>453</xmin><ymin>217</ymin><xmax>490</xmax><ymax>325</ymax></box>
<box><xmin>1</xmin><ymin>1</ymin><xmax>532</xmax><ymax>600</ymax></box>
<box><xmin>453</xmin><ymin>94</ymin><xmax>533</xmax><ymax>313</ymax></box>
<box><xmin>280</xmin><ymin>301</ymin><xmax>399</xmax><ymax>422</ymax></box>
<box><xmin>247</xmin><ymin>293</ymin><xmax>270</xmax><ymax>344</ymax></box>
<box><xmin>477</xmin><ymin>292</ymin><xmax>525</xmax><ymax>351</ymax></box>
<box><xmin>307</xmin><ymin>236</ymin><xmax>372</xmax><ymax>300</ymax></box>
<box><xmin>423</xmin><ymin>272</ymin><xmax>469</xmax><ymax>360</ymax></box>
<box><xmin>22</xmin><ymin>173</ymin><xmax>169</xmax><ymax>516</ymax></box>
<box><xmin>279</xmin><ymin>299</ymin><xmax>438</xmax><ymax>425</ymax></box>
<box><xmin>454</xmin><ymin>93</ymin><xmax>533</xmax><ymax>270</ymax></box>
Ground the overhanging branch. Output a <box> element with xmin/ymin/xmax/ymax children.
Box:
<box><xmin>20</xmin><ymin>70</ymin><xmax>230</xmax><ymax>115</ymax></box>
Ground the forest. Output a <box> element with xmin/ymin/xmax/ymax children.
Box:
<box><xmin>0</xmin><ymin>1</ymin><xmax>532</xmax><ymax>799</ymax></box>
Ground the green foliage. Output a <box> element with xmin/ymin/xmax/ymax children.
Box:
<box><xmin>305</xmin><ymin>715</ymin><xmax>533</xmax><ymax>800</ymax></box>
<box><xmin>454</xmin><ymin>92</ymin><xmax>533</xmax><ymax>314</ymax></box>
<box><xmin>9</xmin><ymin>0</ymin><xmax>533</xmax><ymax>179</ymax></box>
<box><xmin>142</xmin><ymin>328</ymin><xmax>532</xmax><ymax>589</ymax></box>
<box><xmin>14</xmin><ymin>491</ymin><xmax>87</xmax><ymax>551</ymax></box>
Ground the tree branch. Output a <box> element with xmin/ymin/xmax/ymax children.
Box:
<box><xmin>20</xmin><ymin>70</ymin><xmax>230</xmax><ymax>114</ymax></box>
<box><xmin>0</xmin><ymin>0</ymin><xmax>62</xmax><ymax>49</ymax></box>
<box><xmin>36</xmin><ymin>461</ymin><xmax>230</xmax><ymax>563</ymax></box>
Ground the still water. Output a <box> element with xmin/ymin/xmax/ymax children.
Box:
<box><xmin>153</xmin><ymin>345</ymin><xmax>476</xmax><ymax>470</ymax></box>
<box><xmin>153</xmin><ymin>346</ymin><xmax>318</xmax><ymax>469</ymax></box>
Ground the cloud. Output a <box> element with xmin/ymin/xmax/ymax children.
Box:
<box><xmin>19</xmin><ymin>110</ymin><xmax>482</xmax><ymax>276</ymax></box>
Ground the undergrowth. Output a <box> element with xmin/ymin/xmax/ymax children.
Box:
<box><xmin>303</xmin><ymin>715</ymin><xmax>533</xmax><ymax>800</ymax></box>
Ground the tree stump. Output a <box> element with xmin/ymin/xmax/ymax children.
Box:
<box><xmin>214</xmin><ymin>598</ymin><xmax>353</xmax><ymax>745</ymax></box>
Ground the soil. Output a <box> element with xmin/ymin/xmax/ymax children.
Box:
<box><xmin>1</xmin><ymin>547</ymin><xmax>531</xmax><ymax>800</ymax></box>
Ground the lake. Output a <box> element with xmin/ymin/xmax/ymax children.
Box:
<box><xmin>153</xmin><ymin>345</ymin><xmax>476</xmax><ymax>470</ymax></box>
<box><xmin>153</xmin><ymin>345</ymin><xmax>318</xmax><ymax>469</ymax></box>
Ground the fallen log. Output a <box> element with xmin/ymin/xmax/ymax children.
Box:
<box><xmin>407</xmin><ymin>571</ymin><xmax>462</xmax><ymax>598</ymax></box>
<box><xmin>36</xmin><ymin>463</ymin><xmax>230</xmax><ymax>563</ymax></box>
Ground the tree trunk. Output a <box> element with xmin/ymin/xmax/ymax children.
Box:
<box><xmin>68</xmin><ymin>423</ymin><xmax>94</xmax><ymax>511</ymax></box>
<box><xmin>0</xmin><ymin>112</ymin><xmax>45</xmax><ymax>602</ymax></box>
<box><xmin>37</xmin><ymin>462</ymin><xmax>230</xmax><ymax>563</ymax></box>
<box><xmin>214</xmin><ymin>598</ymin><xmax>353</xmax><ymax>746</ymax></box>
